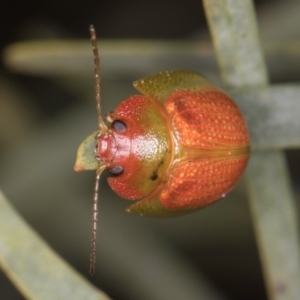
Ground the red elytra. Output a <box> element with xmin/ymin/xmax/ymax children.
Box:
<box><xmin>74</xmin><ymin>26</ymin><xmax>250</xmax><ymax>274</ymax></box>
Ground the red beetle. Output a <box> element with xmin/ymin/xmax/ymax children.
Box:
<box><xmin>74</xmin><ymin>26</ymin><xmax>250</xmax><ymax>274</ymax></box>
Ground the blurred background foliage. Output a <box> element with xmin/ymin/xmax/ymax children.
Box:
<box><xmin>0</xmin><ymin>0</ymin><xmax>299</xmax><ymax>299</ymax></box>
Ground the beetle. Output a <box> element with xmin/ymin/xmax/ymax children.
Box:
<box><xmin>74</xmin><ymin>25</ymin><xmax>250</xmax><ymax>274</ymax></box>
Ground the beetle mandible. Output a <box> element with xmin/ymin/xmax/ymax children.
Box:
<box><xmin>74</xmin><ymin>25</ymin><xmax>250</xmax><ymax>275</ymax></box>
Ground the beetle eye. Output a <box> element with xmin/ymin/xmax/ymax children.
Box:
<box><xmin>112</xmin><ymin>120</ymin><xmax>126</xmax><ymax>132</ymax></box>
<box><xmin>109</xmin><ymin>165</ymin><xmax>124</xmax><ymax>175</ymax></box>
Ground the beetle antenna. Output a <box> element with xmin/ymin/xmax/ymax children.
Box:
<box><xmin>90</xmin><ymin>164</ymin><xmax>106</xmax><ymax>276</ymax></box>
<box><xmin>89</xmin><ymin>25</ymin><xmax>107</xmax><ymax>133</ymax></box>
<box><xmin>89</xmin><ymin>25</ymin><xmax>108</xmax><ymax>276</ymax></box>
